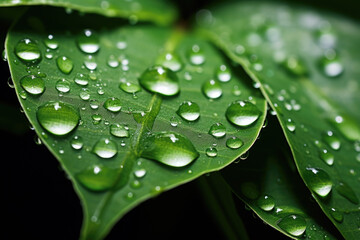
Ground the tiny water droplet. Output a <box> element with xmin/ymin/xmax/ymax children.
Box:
<box><xmin>257</xmin><ymin>195</ymin><xmax>275</xmax><ymax>211</ymax></box>
<box><xmin>44</xmin><ymin>34</ymin><xmax>58</xmax><ymax>50</ymax></box>
<box><xmin>206</xmin><ymin>147</ymin><xmax>218</xmax><ymax>157</ymax></box>
<box><xmin>71</xmin><ymin>135</ymin><xmax>84</xmax><ymax>150</ymax></box>
<box><xmin>56</xmin><ymin>56</ymin><xmax>73</xmax><ymax>74</ymax></box>
<box><xmin>77</xmin><ymin>29</ymin><xmax>100</xmax><ymax>54</ymax></box>
<box><xmin>104</xmin><ymin>97</ymin><xmax>121</xmax><ymax>113</ymax></box>
<box><xmin>226</xmin><ymin>137</ymin><xmax>244</xmax><ymax>149</ymax></box>
<box><xmin>202</xmin><ymin>79</ymin><xmax>222</xmax><ymax>99</ymax></box>
<box><xmin>93</xmin><ymin>138</ymin><xmax>117</xmax><ymax>159</ymax></box>
<box><xmin>226</xmin><ymin>100</ymin><xmax>261</xmax><ymax>127</ymax></box>
<box><xmin>20</xmin><ymin>75</ymin><xmax>45</xmax><ymax>95</ymax></box>
<box><xmin>176</xmin><ymin>101</ymin><xmax>200</xmax><ymax>121</ymax></box>
<box><xmin>305</xmin><ymin>167</ymin><xmax>332</xmax><ymax>197</ymax></box>
<box><xmin>141</xmin><ymin>131</ymin><xmax>199</xmax><ymax>167</ymax></box>
<box><xmin>139</xmin><ymin>65</ymin><xmax>179</xmax><ymax>96</ymax></box>
<box><xmin>189</xmin><ymin>44</ymin><xmax>205</xmax><ymax>65</ymax></box>
<box><xmin>92</xmin><ymin>113</ymin><xmax>102</xmax><ymax>124</ymax></box>
<box><xmin>14</xmin><ymin>38</ymin><xmax>41</xmax><ymax>64</ymax></box>
<box><xmin>110</xmin><ymin>123</ymin><xmax>129</xmax><ymax>138</ymax></box>
<box><xmin>277</xmin><ymin>215</ymin><xmax>307</xmax><ymax>237</ymax></box>
<box><xmin>286</xmin><ymin>118</ymin><xmax>296</xmax><ymax>132</ymax></box>
<box><xmin>209</xmin><ymin>123</ymin><xmax>226</xmax><ymax>138</ymax></box>
<box><xmin>216</xmin><ymin>65</ymin><xmax>232</xmax><ymax>82</ymax></box>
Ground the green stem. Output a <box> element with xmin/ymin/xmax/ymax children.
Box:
<box><xmin>197</xmin><ymin>172</ymin><xmax>249</xmax><ymax>240</ymax></box>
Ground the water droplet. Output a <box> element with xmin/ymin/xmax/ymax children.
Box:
<box><xmin>36</xmin><ymin>101</ymin><xmax>80</xmax><ymax>136</ymax></box>
<box><xmin>206</xmin><ymin>147</ymin><xmax>218</xmax><ymax>157</ymax></box>
<box><xmin>119</xmin><ymin>82</ymin><xmax>141</xmax><ymax>94</ymax></box>
<box><xmin>20</xmin><ymin>75</ymin><xmax>45</xmax><ymax>95</ymax></box>
<box><xmin>277</xmin><ymin>215</ymin><xmax>307</xmax><ymax>237</ymax></box>
<box><xmin>139</xmin><ymin>65</ymin><xmax>179</xmax><ymax>96</ymax></box>
<box><xmin>209</xmin><ymin>123</ymin><xmax>226</xmax><ymax>138</ymax></box>
<box><xmin>176</xmin><ymin>101</ymin><xmax>200</xmax><ymax>121</ymax></box>
<box><xmin>305</xmin><ymin>167</ymin><xmax>332</xmax><ymax>197</ymax></box>
<box><xmin>71</xmin><ymin>135</ymin><xmax>83</xmax><ymax>150</ymax></box>
<box><xmin>76</xmin><ymin>165</ymin><xmax>117</xmax><ymax>192</ymax></box>
<box><xmin>110</xmin><ymin>123</ymin><xmax>129</xmax><ymax>138</ymax></box>
<box><xmin>74</xmin><ymin>73</ymin><xmax>89</xmax><ymax>86</ymax></box>
<box><xmin>225</xmin><ymin>100</ymin><xmax>261</xmax><ymax>127</ymax></box>
<box><xmin>329</xmin><ymin>114</ymin><xmax>360</xmax><ymax>141</ymax></box>
<box><xmin>281</xmin><ymin>56</ymin><xmax>307</xmax><ymax>77</ymax></box>
<box><xmin>44</xmin><ymin>34</ymin><xmax>58</xmax><ymax>49</ymax></box>
<box><xmin>330</xmin><ymin>208</ymin><xmax>343</xmax><ymax>223</ymax></box>
<box><xmin>322</xmin><ymin>131</ymin><xmax>341</xmax><ymax>150</ymax></box>
<box><xmin>14</xmin><ymin>38</ymin><xmax>41</xmax><ymax>64</ymax></box>
<box><xmin>107</xmin><ymin>55</ymin><xmax>119</xmax><ymax>68</ymax></box>
<box><xmin>320</xmin><ymin>54</ymin><xmax>343</xmax><ymax>78</ymax></box>
<box><xmin>286</xmin><ymin>118</ymin><xmax>296</xmax><ymax>132</ymax></box>
<box><xmin>134</xmin><ymin>168</ymin><xmax>146</xmax><ymax>178</ymax></box>
<box><xmin>56</xmin><ymin>56</ymin><xmax>73</xmax><ymax>74</ymax></box>
<box><xmin>202</xmin><ymin>79</ymin><xmax>222</xmax><ymax>99</ymax></box>
<box><xmin>77</xmin><ymin>29</ymin><xmax>100</xmax><ymax>54</ymax></box>
<box><xmin>257</xmin><ymin>195</ymin><xmax>275</xmax><ymax>211</ymax></box>
<box><xmin>216</xmin><ymin>65</ymin><xmax>232</xmax><ymax>82</ymax></box>
<box><xmin>55</xmin><ymin>79</ymin><xmax>71</xmax><ymax>93</ymax></box>
<box><xmin>319</xmin><ymin>149</ymin><xmax>334</xmax><ymax>166</ymax></box>
<box><xmin>84</xmin><ymin>55</ymin><xmax>97</xmax><ymax>70</ymax></box>
<box><xmin>104</xmin><ymin>97</ymin><xmax>121</xmax><ymax>113</ymax></box>
<box><xmin>232</xmin><ymin>85</ymin><xmax>242</xmax><ymax>96</ymax></box>
<box><xmin>93</xmin><ymin>138</ymin><xmax>117</xmax><ymax>159</ymax></box>
<box><xmin>189</xmin><ymin>44</ymin><xmax>205</xmax><ymax>65</ymax></box>
<box><xmin>79</xmin><ymin>88</ymin><xmax>90</xmax><ymax>101</ymax></box>
<box><xmin>158</xmin><ymin>52</ymin><xmax>182</xmax><ymax>72</ymax></box>
<box><xmin>336</xmin><ymin>182</ymin><xmax>359</xmax><ymax>204</ymax></box>
<box><xmin>141</xmin><ymin>131</ymin><xmax>199</xmax><ymax>167</ymax></box>
<box><xmin>226</xmin><ymin>137</ymin><xmax>244</xmax><ymax>149</ymax></box>
<box><xmin>92</xmin><ymin>113</ymin><xmax>102</xmax><ymax>124</ymax></box>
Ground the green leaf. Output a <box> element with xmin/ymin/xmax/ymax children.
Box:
<box><xmin>221</xmin><ymin>117</ymin><xmax>341</xmax><ymax>239</ymax></box>
<box><xmin>6</xmin><ymin>8</ymin><xmax>266</xmax><ymax>239</ymax></box>
<box><xmin>0</xmin><ymin>0</ymin><xmax>177</xmax><ymax>25</ymax></box>
<box><xmin>199</xmin><ymin>1</ymin><xmax>360</xmax><ymax>239</ymax></box>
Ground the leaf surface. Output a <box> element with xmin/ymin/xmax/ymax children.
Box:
<box><xmin>0</xmin><ymin>0</ymin><xmax>177</xmax><ymax>25</ymax></box>
<box><xmin>199</xmin><ymin>1</ymin><xmax>360</xmax><ymax>239</ymax></box>
<box><xmin>6</xmin><ymin>7</ymin><xmax>266</xmax><ymax>239</ymax></box>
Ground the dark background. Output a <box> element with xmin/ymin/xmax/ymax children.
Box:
<box><xmin>1</xmin><ymin>0</ymin><xmax>358</xmax><ymax>239</ymax></box>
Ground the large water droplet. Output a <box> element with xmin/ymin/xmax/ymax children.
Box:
<box><xmin>277</xmin><ymin>215</ymin><xmax>307</xmax><ymax>237</ymax></box>
<box><xmin>305</xmin><ymin>167</ymin><xmax>332</xmax><ymax>197</ymax></box>
<box><xmin>322</xmin><ymin>131</ymin><xmax>341</xmax><ymax>150</ymax></box>
<box><xmin>37</xmin><ymin>101</ymin><xmax>80</xmax><ymax>136</ymax></box>
<box><xmin>141</xmin><ymin>131</ymin><xmax>199</xmax><ymax>167</ymax></box>
<box><xmin>110</xmin><ymin>123</ymin><xmax>129</xmax><ymax>138</ymax></box>
<box><xmin>226</xmin><ymin>137</ymin><xmax>244</xmax><ymax>149</ymax></box>
<box><xmin>104</xmin><ymin>97</ymin><xmax>122</xmax><ymax>113</ymax></box>
<box><xmin>119</xmin><ymin>82</ymin><xmax>141</xmax><ymax>94</ymax></box>
<box><xmin>20</xmin><ymin>75</ymin><xmax>45</xmax><ymax>95</ymax></box>
<box><xmin>14</xmin><ymin>38</ymin><xmax>41</xmax><ymax>64</ymax></box>
<box><xmin>158</xmin><ymin>52</ymin><xmax>182</xmax><ymax>72</ymax></box>
<box><xmin>176</xmin><ymin>101</ymin><xmax>200</xmax><ymax>121</ymax></box>
<box><xmin>216</xmin><ymin>65</ymin><xmax>232</xmax><ymax>82</ymax></box>
<box><xmin>76</xmin><ymin>165</ymin><xmax>117</xmax><ymax>192</ymax></box>
<box><xmin>93</xmin><ymin>138</ymin><xmax>118</xmax><ymax>159</ymax></box>
<box><xmin>77</xmin><ymin>29</ymin><xmax>100</xmax><ymax>54</ymax></box>
<box><xmin>336</xmin><ymin>182</ymin><xmax>359</xmax><ymax>204</ymax></box>
<box><xmin>56</xmin><ymin>56</ymin><xmax>73</xmax><ymax>74</ymax></box>
<box><xmin>226</xmin><ymin>100</ymin><xmax>261</xmax><ymax>127</ymax></box>
<box><xmin>139</xmin><ymin>65</ymin><xmax>180</xmax><ymax>96</ymax></box>
<box><xmin>209</xmin><ymin>123</ymin><xmax>226</xmax><ymax>138</ymax></box>
<box><xmin>257</xmin><ymin>195</ymin><xmax>275</xmax><ymax>211</ymax></box>
<box><xmin>189</xmin><ymin>44</ymin><xmax>205</xmax><ymax>65</ymax></box>
<box><xmin>202</xmin><ymin>79</ymin><xmax>222</xmax><ymax>99</ymax></box>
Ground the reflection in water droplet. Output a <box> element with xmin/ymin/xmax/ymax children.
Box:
<box><xmin>37</xmin><ymin>101</ymin><xmax>80</xmax><ymax>136</ymax></box>
<box><xmin>15</xmin><ymin>38</ymin><xmax>41</xmax><ymax>64</ymax></box>
<box><xmin>226</xmin><ymin>100</ymin><xmax>260</xmax><ymax>127</ymax></box>
<box><xmin>20</xmin><ymin>75</ymin><xmax>45</xmax><ymax>95</ymax></box>
<box><xmin>139</xmin><ymin>66</ymin><xmax>179</xmax><ymax>96</ymax></box>
<box><xmin>209</xmin><ymin>123</ymin><xmax>226</xmax><ymax>138</ymax></box>
<box><xmin>277</xmin><ymin>215</ymin><xmax>307</xmax><ymax>237</ymax></box>
<box><xmin>305</xmin><ymin>167</ymin><xmax>332</xmax><ymax>197</ymax></box>
<box><xmin>202</xmin><ymin>79</ymin><xmax>222</xmax><ymax>99</ymax></box>
<box><xmin>56</xmin><ymin>56</ymin><xmax>73</xmax><ymax>74</ymax></box>
<box><xmin>76</xmin><ymin>165</ymin><xmax>118</xmax><ymax>191</ymax></box>
<box><xmin>93</xmin><ymin>138</ymin><xmax>117</xmax><ymax>159</ymax></box>
<box><xmin>176</xmin><ymin>101</ymin><xmax>200</xmax><ymax>121</ymax></box>
<box><xmin>141</xmin><ymin>131</ymin><xmax>199</xmax><ymax>167</ymax></box>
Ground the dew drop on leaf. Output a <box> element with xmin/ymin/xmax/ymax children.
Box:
<box><xmin>36</xmin><ymin>101</ymin><xmax>80</xmax><ymax>136</ymax></box>
<box><xmin>56</xmin><ymin>56</ymin><xmax>73</xmax><ymax>74</ymax></box>
<box><xmin>320</xmin><ymin>53</ymin><xmax>344</xmax><ymax>78</ymax></box>
<box><xmin>202</xmin><ymin>79</ymin><xmax>222</xmax><ymax>99</ymax></box>
<box><xmin>44</xmin><ymin>34</ymin><xmax>58</xmax><ymax>50</ymax></box>
<box><xmin>206</xmin><ymin>147</ymin><xmax>218</xmax><ymax>157</ymax></box>
<box><xmin>134</xmin><ymin>168</ymin><xmax>147</xmax><ymax>178</ymax></box>
<box><xmin>319</xmin><ymin>148</ymin><xmax>334</xmax><ymax>166</ymax></box>
<box><xmin>77</xmin><ymin>29</ymin><xmax>100</xmax><ymax>54</ymax></box>
<box><xmin>110</xmin><ymin>123</ymin><xmax>129</xmax><ymax>138</ymax></box>
<box><xmin>176</xmin><ymin>101</ymin><xmax>200</xmax><ymax>121</ymax></box>
<box><xmin>322</xmin><ymin>131</ymin><xmax>341</xmax><ymax>150</ymax></box>
<box><xmin>14</xmin><ymin>38</ymin><xmax>41</xmax><ymax>64</ymax></box>
<box><xmin>119</xmin><ymin>82</ymin><xmax>141</xmax><ymax>94</ymax></box>
<box><xmin>79</xmin><ymin>89</ymin><xmax>90</xmax><ymax>101</ymax></box>
<box><xmin>139</xmin><ymin>65</ymin><xmax>180</xmax><ymax>96</ymax></box>
<box><xmin>216</xmin><ymin>64</ymin><xmax>232</xmax><ymax>82</ymax></box>
<box><xmin>141</xmin><ymin>131</ymin><xmax>199</xmax><ymax>167</ymax></box>
<box><xmin>286</xmin><ymin>118</ymin><xmax>296</xmax><ymax>132</ymax></box>
<box><xmin>93</xmin><ymin>138</ymin><xmax>118</xmax><ymax>159</ymax></box>
<box><xmin>257</xmin><ymin>195</ymin><xmax>275</xmax><ymax>211</ymax></box>
<box><xmin>71</xmin><ymin>135</ymin><xmax>84</xmax><ymax>150</ymax></box>
<box><xmin>226</xmin><ymin>136</ymin><xmax>244</xmax><ymax>149</ymax></box>
<box><xmin>76</xmin><ymin>165</ymin><xmax>118</xmax><ymax>192</ymax></box>
<box><xmin>55</xmin><ymin>79</ymin><xmax>71</xmax><ymax>93</ymax></box>
<box><xmin>305</xmin><ymin>167</ymin><xmax>332</xmax><ymax>197</ymax></box>
<box><xmin>103</xmin><ymin>97</ymin><xmax>122</xmax><ymax>113</ymax></box>
<box><xmin>189</xmin><ymin>44</ymin><xmax>205</xmax><ymax>65</ymax></box>
<box><xmin>74</xmin><ymin>73</ymin><xmax>89</xmax><ymax>86</ymax></box>
<box><xmin>330</xmin><ymin>208</ymin><xmax>343</xmax><ymax>223</ymax></box>
<box><xmin>225</xmin><ymin>100</ymin><xmax>261</xmax><ymax>127</ymax></box>
<box><xmin>336</xmin><ymin>181</ymin><xmax>359</xmax><ymax>204</ymax></box>
<box><xmin>277</xmin><ymin>215</ymin><xmax>307</xmax><ymax>237</ymax></box>
<box><xmin>208</xmin><ymin>123</ymin><xmax>226</xmax><ymax>138</ymax></box>
<box><xmin>158</xmin><ymin>52</ymin><xmax>182</xmax><ymax>72</ymax></box>
<box><xmin>20</xmin><ymin>75</ymin><xmax>45</xmax><ymax>95</ymax></box>
<box><xmin>107</xmin><ymin>55</ymin><xmax>119</xmax><ymax>68</ymax></box>
<box><xmin>84</xmin><ymin>55</ymin><xmax>97</xmax><ymax>70</ymax></box>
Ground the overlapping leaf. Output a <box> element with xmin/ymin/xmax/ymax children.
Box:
<box><xmin>199</xmin><ymin>1</ymin><xmax>360</xmax><ymax>239</ymax></box>
<box><xmin>6</xmin><ymin>7</ymin><xmax>266</xmax><ymax>239</ymax></box>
